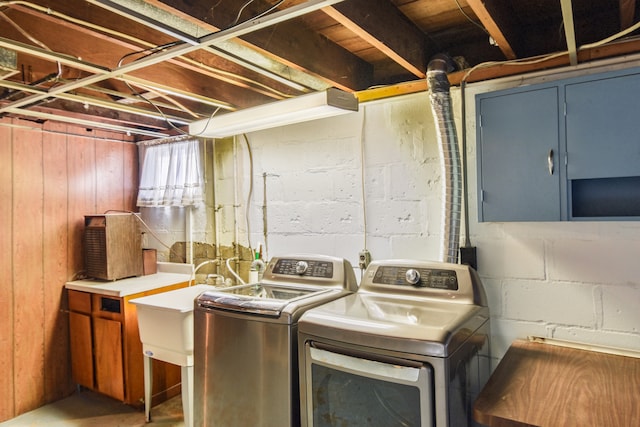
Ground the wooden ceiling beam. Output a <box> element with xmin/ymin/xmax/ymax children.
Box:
<box><xmin>357</xmin><ymin>38</ymin><xmax>640</xmax><ymax>103</ymax></box>
<box><xmin>465</xmin><ymin>0</ymin><xmax>519</xmax><ymax>60</ymax></box>
<box><xmin>6</xmin><ymin>2</ymin><xmax>276</xmax><ymax>108</ymax></box>
<box><xmin>157</xmin><ymin>0</ymin><xmax>373</xmax><ymax>91</ymax></box>
<box><xmin>620</xmin><ymin>0</ymin><xmax>637</xmax><ymax>30</ymax></box>
<box><xmin>323</xmin><ymin>0</ymin><xmax>428</xmax><ymax>78</ymax></box>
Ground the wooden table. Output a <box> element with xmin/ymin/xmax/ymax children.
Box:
<box><xmin>473</xmin><ymin>339</ymin><xmax>640</xmax><ymax>427</ymax></box>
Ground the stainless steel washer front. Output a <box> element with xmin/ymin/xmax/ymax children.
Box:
<box><xmin>194</xmin><ymin>254</ymin><xmax>357</xmax><ymax>427</ymax></box>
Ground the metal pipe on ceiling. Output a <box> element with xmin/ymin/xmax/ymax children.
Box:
<box><xmin>0</xmin><ymin>79</ymin><xmax>191</xmax><ymax>124</ymax></box>
<box><xmin>1</xmin><ymin>107</ymin><xmax>169</xmax><ymax>137</ymax></box>
<box><xmin>4</xmin><ymin>0</ymin><xmax>298</xmax><ymax>99</ymax></box>
<box><xmin>0</xmin><ymin>36</ymin><xmax>234</xmax><ymax>111</ymax></box>
<box><xmin>560</xmin><ymin>0</ymin><xmax>578</xmax><ymax>66</ymax></box>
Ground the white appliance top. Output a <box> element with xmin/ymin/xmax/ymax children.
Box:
<box><xmin>298</xmin><ymin>259</ymin><xmax>490</xmax><ymax>357</ymax></box>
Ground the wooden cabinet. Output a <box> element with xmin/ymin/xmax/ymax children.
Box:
<box><xmin>68</xmin><ymin>281</ymin><xmax>188</xmax><ymax>406</ymax></box>
<box><xmin>476</xmin><ymin>65</ymin><xmax>640</xmax><ymax>222</ymax></box>
<box><xmin>68</xmin><ymin>291</ymin><xmax>93</xmax><ymax>390</ymax></box>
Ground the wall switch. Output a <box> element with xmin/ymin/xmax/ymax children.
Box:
<box><xmin>358</xmin><ymin>249</ymin><xmax>371</xmax><ymax>270</ymax></box>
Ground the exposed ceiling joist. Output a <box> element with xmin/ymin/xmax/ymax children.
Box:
<box><xmin>2</xmin><ymin>0</ymin><xmax>640</xmax><ymax>138</ymax></box>
<box><xmin>620</xmin><ymin>0</ymin><xmax>637</xmax><ymax>30</ymax></box>
<box><xmin>465</xmin><ymin>0</ymin><xmax>518</xmax><ymax>60</ymax></box>
<box><xmin>323</xmin><ymin>0</ymin><xmax>429</xmax><ymax>78</ymax></box>
<box><xmin>0</xmin><ymin>0</ymin><xmax>347</xmax><ymax>113</ymax></box>
<box><xmin>87</xmin><ymin>0</ymin><xmax>324</xmax><ymax>92</ymax></box>
<box><xmin>157</xmin><ymin>0</ymin><xmax>372</xmax><ymax>91</ymax></box>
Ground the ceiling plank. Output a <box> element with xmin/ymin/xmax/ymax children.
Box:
<box><xmin>620</xmin><ymin>0</ymin><xmax>637</xmax><ymax>30</ymax></box>
<box><xmin>465</xmin><ymin>0</ymin><xmax>518</xmax><ymax>60</ymax></box>
<box><xmin>323</xmin><ymin>0</ymin><xmax>428</xmax><ymax>78</ymax></box>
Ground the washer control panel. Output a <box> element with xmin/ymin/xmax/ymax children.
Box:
<box><xmin>362</xmin><ymin>260</ymin><xmax>486</xmax><ymax>305</ymax></box>
<box><xmin>372</xmin><ymin>265</ymin><xmax>458</xmax><ymax>290</ymax></box>
<box><xmin>272</xmin><ymin>258</ymin><xmax>334</xmax><ymax>278</ymax></box>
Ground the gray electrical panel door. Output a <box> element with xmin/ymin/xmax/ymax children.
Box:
<box><xmin>477</xmin><ymin>86</ymin><xmax>562</xmax><ymax>221</ymax></box>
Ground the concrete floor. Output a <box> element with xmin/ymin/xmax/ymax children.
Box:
<box><xmin>0</xmin><ymin>390</ymin><xmax>184</xmax><ymax>427</ymax></box>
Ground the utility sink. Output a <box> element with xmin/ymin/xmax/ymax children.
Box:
<box><xmin>131</xmin><ymin>284</ymin><xmax>213</xmax><ymax>427</ymax></box>
<box><xmin>130</xmin><ymin>284</ymin><xmax>212</xmax><ymax>366</ymax></box>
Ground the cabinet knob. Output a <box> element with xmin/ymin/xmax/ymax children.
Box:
<box><xmin>548</xmin><ymin>149</ymin><xmax>554</xmax><ymax>175</ymax></box>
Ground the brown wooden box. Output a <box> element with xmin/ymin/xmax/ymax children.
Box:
<box><xmin>143</xmin><ymin>249</ymin><xmax>157</xmax><ymax>275</ymax></box>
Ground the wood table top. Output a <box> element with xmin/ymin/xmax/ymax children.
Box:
<box><xmin>473</xmin><ymin>338</ymin><xmax>640</xmax><ymax>427</ymax></box>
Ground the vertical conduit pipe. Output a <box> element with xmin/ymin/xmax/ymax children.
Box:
<box><xmin>427</xmin><ymin>54</ymin><xmax>462</xmax><ymax>264</ymax></box>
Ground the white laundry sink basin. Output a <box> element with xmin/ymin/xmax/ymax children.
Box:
<box><xmin>130</xmin><ymin>284</ymin><xmax>212</xmax><ymax>366</ymax></box>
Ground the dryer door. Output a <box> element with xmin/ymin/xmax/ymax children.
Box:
<box><xmin>302</xmin><ymin>342</ymin><xmax>434</xmax><ymax>427</ymax></box>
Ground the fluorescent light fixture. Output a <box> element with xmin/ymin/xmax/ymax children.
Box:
<box><xmin>189</xmin><ymin>88</ymin><xmax>358</xmax><ymax>138</ymax></box>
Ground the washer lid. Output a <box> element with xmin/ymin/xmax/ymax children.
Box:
<box><xmin>196</xmin><ymin>283</ymin><xmax>332</xmax><ymax>317</ymax></box>
<box><xmin>298</xmin><ymin>293</ymin><xmax>489</xmax><ymax>357</ymax></box>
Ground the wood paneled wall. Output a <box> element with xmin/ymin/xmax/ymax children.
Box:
<box><xmin>0</xmin><ymin>117</ymin><xmax>138</xmax><ymax>422</ymax></box>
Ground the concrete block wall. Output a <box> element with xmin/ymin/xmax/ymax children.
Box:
<box><xmin>238</xmin><ymin>95</ymin><xmax>445</xmax><ymax>265</ymax></box>
<box><xmin>141</xmin><ymin>57</ymin><xmax>640</xmax><ymax>369</ymax></box>
<box><xmin>231</xmin><ymin>61</ymin><xmax>640</xmax><ymax>367</ymax></box>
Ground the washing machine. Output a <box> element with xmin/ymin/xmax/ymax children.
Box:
<box><xmin>298</xmin><ymin>259</ymin><xmax>491</xmax><ymax>427</ymax></box>
<box><xmin>193</xmin><ymin>254</ymin><xmax>358</xmax><ymax>427</ymax></box>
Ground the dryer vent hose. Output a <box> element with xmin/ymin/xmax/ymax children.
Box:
<box><xmin>427</xmin><ymin>54</ymin><xmax>461</xmax><ymax>264</ymax></box>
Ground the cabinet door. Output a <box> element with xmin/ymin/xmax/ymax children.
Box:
<box><xmin>94</xmin><ymin>317</ymin><xmax>125</xmax><ymax>401</ymax></box>
<box><xmin>477</xmin><ymin>86</ymin><xmax>561</xmax><ymax>221</ymax></box>
<box><xmin>565</xmin><ymin>72</ymin><xmax>640</xmax><ymax>180</ymax></box>
<box><xmin>69</xmin><ymin>311</ymin><xmax>94</xmax><ymax>389</ymax></box>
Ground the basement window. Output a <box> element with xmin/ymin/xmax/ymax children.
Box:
<box><xmin>137</xmin><ymin>139</ymin><xmax>204</xmax><ymax>207</ymax></box>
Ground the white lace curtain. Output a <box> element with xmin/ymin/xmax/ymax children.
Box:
<box><xmin>136</xmin><ymin>139</ymin><xmax>204</xmax><ymax>207</ymax></box>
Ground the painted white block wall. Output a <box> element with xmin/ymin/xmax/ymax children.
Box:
<box><xmin>234</xmin><ymin>62</ymin><xmax>640</xmax><ymax>367</ymax></box>
<box><xmin>239</xmin><ymin>93</ymin><xmax>446</xmax><ymax>266</ymax></box>
<box><xmin>142</xmin><ymin>58</ymin><xmax>640</xmax><ymax>369</ymax></box>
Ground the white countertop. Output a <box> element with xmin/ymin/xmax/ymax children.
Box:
<box><xmin>65</xmin><ymin>272</ymin><xmax>192</xmax><ymax>297</ymax></box>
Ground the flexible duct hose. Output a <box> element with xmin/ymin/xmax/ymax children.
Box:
<box><xmin>427</xmin><ymin>54</ymin><xmax>461</xmax><ymax>264</ymax></box>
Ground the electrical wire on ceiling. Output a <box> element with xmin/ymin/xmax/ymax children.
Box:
<box><xmin>1</xmin><ymin>0</ymin><xmax>293</xmax><ymax>99</ymax></box>
<box><xmin>113</xmin><ymin>0</ymin><xmax>288</xmax><ymax>135</ymax></box>
<box><xmin>127</xmin><ymin>82</ymin><xmax>200</xmax><ymax>119</ymax></box>
<box><xmin>0</xmin><ymin>0</ymin><xmax>295</xmax><ymax>133</ymax></box>
<box><xmin>453</xmin><ymin>0</ymin><xmax>490</xmax><ymax>37</ymax></box>
<box><xmin>460</xmin><ymin>18</ymin><xmax>640</xmax><ymax>84</ymax></box>
<box><xmin>232</xmin><ymin>0</ymin><xmax>258</xmax><ymax>26</ymax></box>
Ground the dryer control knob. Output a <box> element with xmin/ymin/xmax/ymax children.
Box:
<box><xmin>405</xmin><ymin>268</ymin><xmax>421</xmax><ymax>285</ymax></box>
<box><xmin>295</xmin><ymin>260</ymin><xmax>309</xmax><ymax>275</ymax></box>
